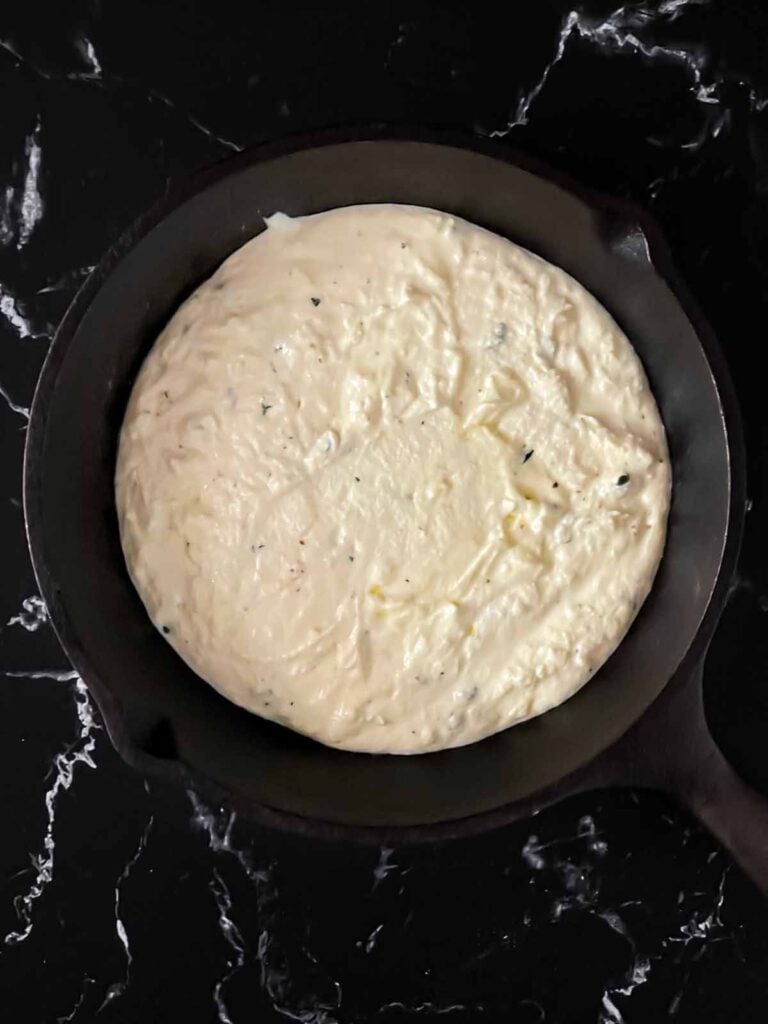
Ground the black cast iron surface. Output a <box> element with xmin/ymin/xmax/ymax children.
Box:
<box><xmin>2</xmin><ymin>2</ymin><xmax>768</xmax><ymax>1021</ymax></box>
<box><xmin>22</xmin><ymin>131</ymin><xmax>740</xmax><ymax>836</ymax></box>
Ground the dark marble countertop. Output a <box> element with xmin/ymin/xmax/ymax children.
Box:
<box><xmin>2</xmin><ymin>2</ymin><xmax>768</xmax><ymax>1021</ymax></box>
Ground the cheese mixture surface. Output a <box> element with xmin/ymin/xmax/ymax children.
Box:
<box><xmin>116</xmin><ymin>204</ymin><xmax>670</xmax><ymax>754</ymax></box>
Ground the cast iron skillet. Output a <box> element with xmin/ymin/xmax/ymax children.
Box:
<box><xmin>23</xmin><ymin>129</ymin><xmax>768</xmax><ymax>891</ymax></box>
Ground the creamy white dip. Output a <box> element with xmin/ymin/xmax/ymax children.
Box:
<box><xmin>116</xmin><ymin>204</ymin><xmax>670</xmax><ymax>753</ymax></box>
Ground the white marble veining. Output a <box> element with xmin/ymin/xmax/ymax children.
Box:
<box><xmin>517</xmin><ymin>815</ymin><xmax>740</xmax><ymax>1023</ymax></box>
<box><xmin>378</xmin><ymin>1001</ymin><xmax>472</xmax><ymax>1017</ymax></box>
<box><xmin>18</xmin><ymin>118</ymin><xmax>42</xmax><ymax>249</ymax></box>
<box><xmin>0</xmin><ymin>34</ymin><xmax>242</xmax><ymax>154</ymax></box>
<box><xmin>488</xmin><ymin>0</ymin><xmax>750</xmax><ymax>141</ymax></box>
<box><xmin>658</xmin><ymin>0</ymin><xmax>709</xmax><ymax>19</ymax></box>
<box><xmin>36</xmin><ymin>263</ymin><xmax>96</xmax><ymax>296</ymax></box>
<box><xmin>0</xmin><ymin>36</ymin><xmax>50</xmax><ymax>78</ymax></box>
<box><xmin>210</xmin><ymin>866</ymin><xmax>246</xmax><ymax>1024</ymax></box>
<box><xmin>522</xmin><ymin>835</ymin><xmax>547</xmax><ymax>870</ymax></box>
<box><xmin>3</xmin><ymin>667</ymin><xmax>80</xmax><ymax>681</ymax></box>
<box><xmin>190</xmin><ymin>794</ymin><xmax>349</xmax><ymax>1024</ymax></box>
<box><xmin>189</xmin><ymin>792</ymin><xmax>269</xmax><ymax>883</ymax></box>
<box><xmin>3</xmin><ymin>678</ymin><xmax>98</xmax><ymax>947</ymax></box>
<box><xmin>97</xmin><ymin>816</ymin><xmax>155</xmax><ymax>1013</ymax></box>
<box><xmin>142</xmin><ymin>85</ymin><xmax>243</xmax><ymax>153</ymax></box>
<box><xmin>0</xmin><ymin>284</ymin><xmax>34</xmax><ymax>338</ymax></box>
<box><xmin>0</xmin><ymin>382</ymin><xmax>30</xmax><ymax>418</ymax></box>
<box><xmin>75</xmin><ymin>37</ymin><xmax>102</xmax><ymax>80</ymax></box>
<box><xmin>55</xmin><ymin>977</ymin><xmax>95</xmax><ymax>1023</ymax></box>
<box><xmin>5</xmin><ymin>595</ymin><xmax>48</xmax><ymax>631</ymax></box>
<box><xmin>0</xmin><ymin>119</ymin><xmax>43</xmax><ymax>251</ymax></box>
<box><xmin>364</xmin><ymin>923</ymin><xmax>384</xmax><ymax>954</ymax></box>
<box><xmin>0</xmin><ymin>184</ymin><xmax>13</xmax><ymax>245</ymax></box>
<box><xmin>372</xmin><ymin>847</ymin><xmax>398</xmax><ymax>890</ymax></box>
<box><xmin>519</xmin><ymin>998</ymin><xmax>546</xmax><ymax>1021</ymax></box>
<box><xmin>599</xmin><ymin>990</ymin><xmax>624</xmax><ymax>1023</ymax></box>
<box><xmin>577</xmin><ymin>814</ymin><xmax>609</xmax><ymax>857</ymax></box>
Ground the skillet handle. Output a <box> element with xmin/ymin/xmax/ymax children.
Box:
<box><xmin>578</xmin><ymin>660</ymin><xmax>768</xmax><ymax>893</ymax></box>
<box><xmin>679</xmin><ymin>738</ymin><xmax>768</xmax><ymax>894</ymax></box>
<box><xmin>663</xmin><ymin>670</ymin><xmax>768</xmax><ymax>894</ymax></box>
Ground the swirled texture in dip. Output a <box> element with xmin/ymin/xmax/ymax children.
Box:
<box><xmin>116</xmin><ymin>204</ymin><xmax>670</xmax><ymax>753</ymax></box>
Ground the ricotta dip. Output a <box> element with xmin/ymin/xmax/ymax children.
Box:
<box><xmin>116</xmin><ymin>204</ymin><xmax>670</xmax><ymax>753</ymax></box>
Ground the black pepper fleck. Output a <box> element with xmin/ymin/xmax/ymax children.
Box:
<box><xmin>311</xmin><ymin>296</ymin><xmax>321</xmax><ymax>307</ymax></box>
<box><xmin>261</xmin><ymin>403</ymin><xmax>273</xmax><ymax>415</ymax></box>
<box><xmin>348</xmin><ymin>555</ymin><xmax>355</xmax><ymax>562</ymax></box>
<box><xmin>161</xmin><ymin>625</ymin><xmax>171</xmax><ymax>634</ymax></box>
<box><xmin>553</xmin><ymin>482</ymin><xmax>559</xmax><ymax>488</ymax></box>
<box><xmin>523</xmin><ymin>449</ymin><xmax>534</xmax><ymax>463</ymax></box>
<box><xmin>617</xmin><ymin>474</ymin><xmax>630</xmax><ymax>486</ymax></box>
<box><xmin>354</xmin><ymin>476</ymin><xmax>360</xmax><ymax>482</ymax></box>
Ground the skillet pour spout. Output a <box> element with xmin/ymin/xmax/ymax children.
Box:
<box><xmin>22</xmin><ymin>128</ymin><xmax>768</xmax><ymax>893</ymax></box>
